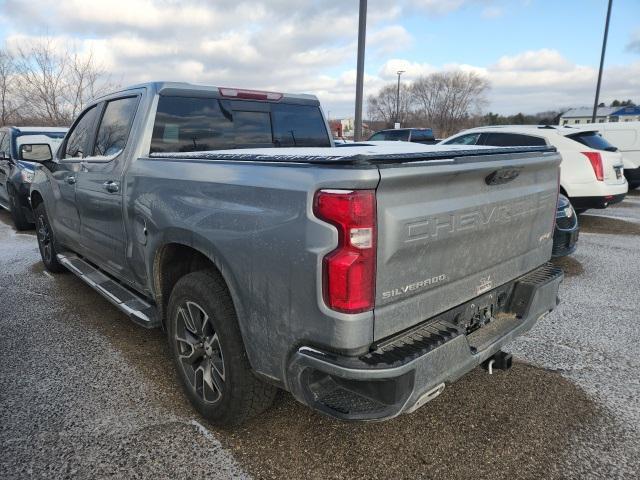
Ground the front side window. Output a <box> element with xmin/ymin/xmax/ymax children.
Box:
<box><xmin>150</xmin><ymin>96</ymin><xmax>330</xmax><ymax>154</ymax></box>
<box><xmin>94</xmin><ymin>97</ymin><xmax>139</xmax><ymax>157</ymax></box>
<box><xmin>443</xmin><ymin>133</ymin><xmax>481</xmax><ymax>145</ymax></box>
<box><xmin>65</xmin><ymin>106</ymin><xmax>98</xmax><ymax>158</ymax></box>
<box><xmin>482</xmin><ymin>132</ymin><xmax>546</xmax><ymax>147</ymax></box>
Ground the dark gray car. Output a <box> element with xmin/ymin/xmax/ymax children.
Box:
<box><xmin>30</xmin><ymin>82</ymin><xmax>563</xmax><ymax>425</ymax></box>
<box><xmin>0</xmin><ymin>126</ymin><xmax>66</xmax><ymax>229</ymax></box>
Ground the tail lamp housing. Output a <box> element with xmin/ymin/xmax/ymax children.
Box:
<box><xmin>313</xmin><ymin>189</ymin><xmax>376</xmax><ymax>313</ymax></box>
<box><xmin>582</xmin><ymin>151</ymin><xmax>604</xmax><ymax>181</ymax></box>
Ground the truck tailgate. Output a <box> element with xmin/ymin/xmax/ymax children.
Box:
<box><xmin>374</xmin><ymin>149</ymin><xmax>561</xmax><ymax>340</ymax></box>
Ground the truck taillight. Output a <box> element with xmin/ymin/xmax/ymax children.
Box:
<box><xmin>582</xmin><ymin>152</ymin><xmax>604</xmax><ymax>181</ymax></box>
<box><xmin>313</xmin><ymin>189</ymin><xmax>376</xmax><ymax>313</ymax></box>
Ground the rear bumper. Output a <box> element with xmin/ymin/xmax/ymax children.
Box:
<box><xmin>571</xmin><ymin>192</ymin><xmax>626</xmax><ymax>210</ymax></box>
<box><xmin>287</xmin><ymin>263</ymin><xmax>563</xmax><ymax>421</ymax></box>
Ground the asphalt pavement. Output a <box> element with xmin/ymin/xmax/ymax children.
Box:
<box><xmin>1</xmin><ymin>191</ymin><xmax>639</xmax><ymax>479</ymax></box>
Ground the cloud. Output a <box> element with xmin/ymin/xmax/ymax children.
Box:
<box><xmin>493</xmin><ymin>49</ymin><xmax>574</xmax><ymax>72</ymax></box>
<box><xmin>408</xmin><ymin>0</ymin><xmax>470</xmax><ymax>15</ymax></box>
<box><xmin>627</xmin><ymin>30</ymin><xmax>640</xmax><ymax>54</ymax></box>
<box><xmin>368</xmin><ymin>26</ymin><xmax>413</xmax><ymax>55</ymax></box>
<box><xmin>481</xmin><ymin>6</ymin><xmax>504</xmax><ymax>19</ymax></box>
<box><xmin>377</xmin><ymin>50</ymin><xmax>639</xmax><ymax>115</ymax></box>
<box><xmin>0</xmin><ymin>2</ymin><xmax>637</xmax><ymax>118</ymax></box>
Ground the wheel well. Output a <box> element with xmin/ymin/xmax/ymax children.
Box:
<box><xmin>153</xmin><ymin>243</ymin><xmax>226</xmax><ymax>325</ymax></box>
<box><xmin>30</xmin><ymin>191</ymin><xmax>43</xmax><ymax>210</ymax></box>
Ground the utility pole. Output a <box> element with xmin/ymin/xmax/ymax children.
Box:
<box><xmin>395</xmin><ymin>70</ymin><xmax>405</xmax><ymax>128</ymax></box>
<box><xmin>592</xmin><ymin>0</ymin><xmax>613</xmax><ymax>123</ymax></box>
<box><xmin>354</xmin><ymin>0</ymin><xmax>367</xmax><ymax>141</ymax></box>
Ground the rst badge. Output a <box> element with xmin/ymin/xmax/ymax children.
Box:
<box><xmin>476</xmin><ymin>275</ymin><xmax>493</xmax><ymax>295</ymax></box>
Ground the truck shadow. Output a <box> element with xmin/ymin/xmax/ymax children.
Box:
<box><xmin>551</xmin><ymin>255</ymin><xmax>584</xmax><ymax>277</ymax></box>
<box><xmin>55</xmin><ymin>277</ymin><xmax>604</xmax><ymax>480</ymax></box>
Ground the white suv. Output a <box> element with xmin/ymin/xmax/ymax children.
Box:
<box><xmin>440</xmin><ymin>125</ymin><xmax>628</xmax><ymax>212</ymax></box>
<box><xmin>569</xmin><ymin>121</ymin><xmax>640</xmax><ymax>189</ymax></box>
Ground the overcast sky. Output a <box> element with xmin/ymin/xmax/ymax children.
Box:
<box><xmin>1</xmin><ymin>0</ymin><xmax>638</xmax><ymax>118</ymax></box>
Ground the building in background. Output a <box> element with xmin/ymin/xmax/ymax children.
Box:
<box><xmin>560</xmin><ymin>106</ymin><xmax>640</xmax><ymax>125</ymax></box>
<box><xmin>328</xmin><ymin>118</ymin><xmax>356</xmax><ymax>139</ymax></box>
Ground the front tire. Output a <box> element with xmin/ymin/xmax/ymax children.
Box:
<box><xmin>167</xmin><ymin>270</ymin><xmax>277</xmax><ymax>426</ymax></box>
<box><xmin>34</xmin><ymin>203</ymin><xmax>65</xmax><ymax>273</ymax></box>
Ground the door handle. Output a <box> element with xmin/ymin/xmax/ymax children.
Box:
<box><xmin>66</xmin><ymin>175</ymin><xmax>76</xmax><ymax>185</ymax></box>
<box><xmin>103</xmin><ymin>181</ymin><xmax>120</xmax><ymax>193</ymax></box>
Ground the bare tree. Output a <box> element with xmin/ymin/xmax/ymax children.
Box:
<box><xmin>366</xmin><ymin>83</ymin><xmax>412</xmax><ymax>128</ymax></box>
<box><xmin>67</xmin><ymin>50</ymin><xmax>114</xmax><ymax>119</ymax></box>
<box><xmin>4</xmin><ymin>38</ymin><xmax>116</xmax><ymax>126</ymax></box>
<box><xmin>411</xmin><ymin>71</ymin><xmax>489</xmax><ymax>137</ymax></box>
<box><xmin>0</xmin><ymin>49</ymin><xmax>21</xmax><ymax>125</ymax></box>
<box><xmin>14</xmin><ymin>38</ymin><xmax>69</xmax><ymax>124</ymax></box>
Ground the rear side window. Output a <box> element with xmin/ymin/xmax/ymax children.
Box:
<box><xmin>410</xmin><ymin>129</ymin><xmax>434</xmax><ymax>141</ymax></box>
<box><xmin>150</xmin><ymin>96</ymin><xmax>330</xmax><ymax>153</ymax></box>
<box><xmin>369</xmin><ymin>130</ymin><xmax>410</xmax><ymax>141</ymax></box>
<box><xmin>482</xmin><ymin>132</ymin><xmax>547</xmax><ymax>147</ymax></box>
<box><xmin>94</xmin><ymin>96</ymin><xmax>139</xmax><ymax>157</ymax></box>
<box><xmin>567</xmin><ymin>131</ymin><xmax>618</xmax><ymax>152</ymax></box>
<box><xmin>65</xmin><ymin>106</ymin><xmax>99</xmax><ymax>158</ymax></box>
<box><xmin>272</xmin><ymin>104</ymin><xmax>331</xmax><ymax>147</ymax></box>
<box><xmin>443</xmin><ymin>133</ymin><xmax>481</xmax><ymax>145</ymax></box>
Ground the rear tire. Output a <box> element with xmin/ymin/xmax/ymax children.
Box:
<box><xmin>8</xmin><ymin>188</ymin><xmax>32</xmax><ymax>231</ymax></box>
<box><xmin>34</xmin><ymin>203</ymin><xmax>65</xmax><ymax>273</ymax></box>
<box><xmin>167</xmin><ymin>270</ymin><xmax>277</xmax><ymax>426</ymax></box>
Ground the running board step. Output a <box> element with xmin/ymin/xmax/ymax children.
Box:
<box><xmin>57</xmin><ymin>253</ymin><xmax>160</xmax><ymax>328</ymax></box>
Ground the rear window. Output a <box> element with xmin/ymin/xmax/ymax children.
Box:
<box><xmin>150</xmin><ymin>96</ymin><xmax>330</xmax><ymax>153</ymax></box>
<box><xmin>567</xmin><ymin>131</ymin><xmax>618</xmax><ymax>152</ymax></box>
<box><xmin>482</xmin><ymin>132</ymin><xmax>547</xmax><ymax>147</ymax></box>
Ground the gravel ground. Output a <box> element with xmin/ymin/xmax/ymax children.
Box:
<box><xmin>1</xmin><ymin>191</ymin><xmax>639</xmax><ymax>479</ymax></box>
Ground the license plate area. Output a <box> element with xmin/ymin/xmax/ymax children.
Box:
<box><xmin>615</xmin><ymin>166</ymin><xmax>623</xmax><ymax>179</ymax></box>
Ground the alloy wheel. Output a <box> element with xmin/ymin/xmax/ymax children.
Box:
<box><xmin>37</xmin><ymin>215</ymin><xmax>52</xmax><ymax>263</ymax></box>
<box><xmin>174</xmin><ymin>301</ymin><xmax>225</xmax><ymax>403</ymax></box>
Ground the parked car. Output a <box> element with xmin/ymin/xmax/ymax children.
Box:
<box><xmin>553</xmin><ymin>194</ymin><xmax>579</xmax><ymax>257</ymax></box>
<box><xmin>440</xmin><ymin>125</ymin><xmax>628</xmax><ymax>212</ymax></box>
<box><xmin>568</xmin><ymin>121</ymin><xmax>640</xmax><ymax>189</ymax></box>
<box><xmin>0</xmin><ymin>126</ymin><xmax>67</xmax><ymax>229</ymax></box>
<box><xmin>30</xmin><ymin>82</ymin><xmax>563</xmax><ymax>425</ymax></box>
<box><xmin>368</xmin><ymin>127</ymin><xmax>437</xmax><ymax>144</ymax></box>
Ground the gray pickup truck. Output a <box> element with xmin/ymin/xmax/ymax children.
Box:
<box><xmin>30</xmin><ymin>82</ymin><xmax>563</xmax><ymax>425</ymax></box>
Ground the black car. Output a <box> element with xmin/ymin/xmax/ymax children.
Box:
<box><xmin>552</xmin><ymin>193</ymin><xmax>579</xmax><ymax>257</ymax></box>
<box><xmin>0</xmin><ymin>126</ymin><xmax>67</xmax><ymax>229</ymax></box>
<box><xmin>368</xmin><ymin>128</ymin><xmax>437</xmax><ymax>144</ymax></box>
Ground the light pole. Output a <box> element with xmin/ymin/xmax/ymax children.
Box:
<box><xmin>592</xmin><ymin>0</ymin><xmax>613</xmax><ymax>123</ymax></box>
<box><xmin>395</xmin><ymin>70</ymin><xmax>405</xmax><ymax>128</ymax></box>
<box><xmin>354</xmin><ymin>0</ymin><xmax>367</xmax><ymax>141</ymax></box>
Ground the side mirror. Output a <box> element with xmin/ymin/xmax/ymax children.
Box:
<box><xmin>19</xmin><ymin>143</ymin><xmax>53</xmax><ymax>162</ymax></box>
